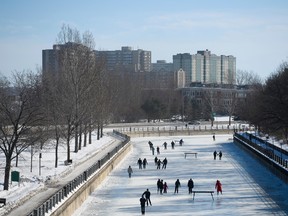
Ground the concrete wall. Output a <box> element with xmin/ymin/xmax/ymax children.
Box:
<box><xmin>50</xmin><ymin>142</ymin><xmax>132</xmax><ymax>216</ymax></box>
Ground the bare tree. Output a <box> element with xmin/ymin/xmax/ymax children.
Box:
<box><xmin>0</xmin><ymin>71</ymin><xmax>44</xmax><ymax>190</ymax></box>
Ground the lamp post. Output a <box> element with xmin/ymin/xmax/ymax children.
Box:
<box><xmin>279</xmin><ymin>140</ymin><xmax>283</xmax><ymax>163</ymax></box>
<box><xmin>39</xmin><ymin>150</ymin><xmax>42</xmax><ymax>176</ymax></box>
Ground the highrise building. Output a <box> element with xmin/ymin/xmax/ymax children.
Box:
<box><xmin>95</xmin><ymin>46</ymin><xmax>151</xmax><ymax>72</ymax></box>
<box><xmin>173</xmin><ymin>50</ymin><xmax>236</xmax><ymax>86</ymax></box>
<box><xmin>151</xmin><ymin>60</ymin><xmax>173</xmax><ymax>72</ymax></box>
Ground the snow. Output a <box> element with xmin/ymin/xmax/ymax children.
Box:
<box><xmin>72</xmin><ymin>134</ymin><xmax>288</xmax><ymax>216</ymax></box>
<box><xmin>0</xmin><ymin>120</ymin><xmax>287</xmax><ymax>216</ymax></box>
<box><xmin>0</xmin><ymin>130</ymin><xmax>115</xmax><ymax>215</ymax></box>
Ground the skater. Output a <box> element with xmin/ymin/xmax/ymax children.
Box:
<box><xmin>157</xmin><ymin>159</ymin><xmax>162</xmax><ymax>169</ymax></box>
<box><xmin>171</xmin><ymin>141</ymin><xmax>175</xmax><ymax>149</ymax></box>
<box><xmin>140</xmin><ymin>196</ymin><xmax>146</xmax><ymax>215</ymax></box>
<box><xmin>174</xmin><ymin>179</ymin><xmax>181</xmax><ymax>194</ymax></box>
<box><xmin>142</xmin><ymin>189</ymin><xmax>152</xmax><ymax>206</ymax></box>
<box><xmin>148</xmin><ymin>141</ymin><xmax>153</xmax><ymax>150</ymax></box>
<box><xmin>162</xmin><ymin>158</ymin><xmax>167</xmax><ymax>169</ymax></box>
<box><xmin>151</xmin><ymin>146</ymin><xmax>155</xmax><ymax>155</ymax></box>
<box><xmin>219</xmin><ymin>151</ymin><xmax>222</xmax><ymax>160</ymax></box>
<box><xmin>143</xmin><ymin>158</ymin><xmax>148</xmax><ymax>169</ymax></box>
<box><xmin>163</xmin><ymin>142</ymin><xmax>167</xmax><ymax>149</ymax></box>
<box><xmin>213</xmin><ymin>151</ymin><xmax>217</xmax><ymax>160</ymax></box>
<box><xmin>163</xmin><ymin>182</ymin><xmax>168</xmax><ymax>193</ymax></box>
<box><xmin>179</xmin><ymin>139</ymin><xmax>184</xmax><ymax>146</ymax></box>
<box><xmin>213</xmin><ymin>133</ymin><xmax>215</xmax><ymax>141</ymax></box>
<box><xmin>127</xmin><ymin>165</ymin><xmax>133</xmax><ymax>178</ymax></box>
<box><xmin>157</xmin><ymin>146</ymin><xmax>160</xmax><ymax>155</ymax></box>
<box><xmin>187</xmin><ymin>178</ymin><xmax>194</xmax><ymax>194</ymax></box>
<box><xmin>137</xmin><ymin>158</ymin><xmax>143</xmax><ymax>169</ymax></box>
<box><xmin>159</xmin><ymin>179</ymin><xmax>164</xmax><ymax>194</ymax></box>
<box><xmin>157</xmin><ymin>179</ymin><xmax>161</xmax><ymax>193</ymax></box>
<box><xmin>154</xmin><ymin>156</ymin><xmax>158</xmax><ymax>165</ymax></box>
<box><xmin>215</xmin><ymin>180</ymin><xmax>222</xmax><ymax>195</ymax></box>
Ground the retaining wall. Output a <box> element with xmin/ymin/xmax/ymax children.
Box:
<box><xmin>49</xmin><ymin>141</ymin><xmax>132</xmax><ymax>216</ymax></box>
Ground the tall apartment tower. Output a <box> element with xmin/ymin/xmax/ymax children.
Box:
<box><xmin>95</xmin><ymin>46</ymin><xmax>151</xmax><ymax>72</ymax></box>
<box><xmin>173</xmin><ymin>53</ymin><xmax>193</xmax><ymax>86</ymax></box>
<box><xmin>42</xmin><ymin>44</ymin><xmax>62</xmax><ymax>76</ymax></box>
<box><xmin>173</xmin><ymin>49</ymin><xmax>236</xmax><ymax>86</ymax></box>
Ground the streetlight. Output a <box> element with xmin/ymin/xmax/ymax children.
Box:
<box><xmin>39</xmin><ymin>149</ymin><xmax>42</xmax><ymax>176</ymax></box>
<box><xmin>279</xmin><ymin>140</ymin><xmax>283</xmax><ymax>163</ymax></box>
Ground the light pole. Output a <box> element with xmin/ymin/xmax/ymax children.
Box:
<box><xmin>279</xmin><ymin>140</ymin><xmax>283</xmax><ymax>163</ymax></box>
<box><xmin>39</xmin><ymin>150</ymin><xmax>42</xmax><ymax>176</ymax></box>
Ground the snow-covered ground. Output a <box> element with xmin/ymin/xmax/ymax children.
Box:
<box><xmin>0</xmin><ymin>131</ymin><xmax>115</xmax><ymax>215</ymax></box>
<box><xmin>72</xmin><ymin>134</ymin><xmax>288</xmax><ymax>216</ymax></box>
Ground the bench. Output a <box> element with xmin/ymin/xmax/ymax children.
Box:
<box><xmin>0</xmin><ymin>198</ymin><xmax>6</xmax><ymax>207</ymax></box>
<box><xmin>192</xmin><ymin>191</ymin><xmax>214</xmax><ymax>200</ymax></box>
<box><xmin>184</xmin><ymin>152</ymin><xmax>197</xmax><ymax>159</ymax></box>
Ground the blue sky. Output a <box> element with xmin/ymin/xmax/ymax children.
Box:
<box><xmin>0</xmin><ymin>0</ymin><xmax>288</xmax><ymax>80</ymax></box>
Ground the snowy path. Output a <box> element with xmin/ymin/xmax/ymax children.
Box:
<box><xmin>73</xmin><ymin>134</ymin><xmax>288</xmax><ymax>216</ymax></box>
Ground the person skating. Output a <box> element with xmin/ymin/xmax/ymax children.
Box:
<box><xmin>140</xmin><ymin>196</ymin><xmax>146</xmax><ymax>215</ymax></box>
<box><xmin>213</xmin><ymin>151</ymin><xmax>217</xmax><ymax>160</ymax></box>
<box><xmin>215</xmin><ymin>180</ymin><xmax>222</xmax><ymax>195</ymax></box>
<box><xmin>219</xmin><ymin>151</ymin><xmax>222</xmax><ymax>160</ymax></box>
<box><xmin>171</xmin><ymin>141</ymin><xmax>175</xmax><ymax>149</ymax></box>
<box><xmin>159</xmin><ymin>179</ymin><xmax>164</xmax><ymax>195</ymax></box>
<box><xmin>142</xmin><ymin>189</ymin><xmax>152</xmax><ymax>206</ymax></box>
<box><xmin>127</xmin><ymin>165</ymin><xmax>133</xmax><ymax>178</ymax></box>
<box><xmin>163</xmin><ymin>142</ymin><xmax>167</xmax><ymax>149</ymax></box>
<box><xmin>154</xmin><ymin>156</ymin><xmax>158</xmax><ymax>165</ymax></box>
<box><xmin>187</xmin><ymin>178</ymin><xmax>194</xmax><ymax>194</ymax></box>
<box><xmin>157</xmin><ymin>179</ymin><xmax>161</xmax><ymax>193</ymax></box>
<box><xmin>137</xmin><ymin>158</ymin><xmax>143</xmax><ymax>169</ymax></box>
<box><xmin>157</xmin><ymin>146</ymin><xmax>160</xmax><ymax>155</ymax></box>
<box><xmin>151</xmin><ymin>146</ymin><xmax>155</xmax><ymax>155</ymax></box>
<box><xmin>213</xmin><ymin>134</ymin><xmax>216</xmax><ymax>141</ymax></box>
<box><xmin>179</xmin><ymin>139</ymin><xmax>184</xmax><ymax>146</ymax></box>
<box><xmin>143</xmin><ymin>158</ymin><xmax>148</xmax><ymax>169</ymax></box>
<box><xmin>174</xmin><ymin>179</ymin><xmax>181</xmax><ymax>194</ymax></box>
<box><xmin>156</xmin><ymin>159</ymin><xmax>162</xmax><ymax>169</ymax></box>
<box><xmin>162</xmin><ymin>158</ymin><xmax>167</xmax><ymax>169</ymax></box>
<box><xmin>148</xmin><ymin>141</ymin><xmax>153</xmax><ymax>150</ymax></box>
<box><xmin>163</xmin><ymin>182</ymin><xmax>168</xmax><ymax>193</ymax></box>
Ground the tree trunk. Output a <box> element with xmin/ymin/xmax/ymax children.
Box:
<box><xmin>4</xmin><ymin>158</ymin><xmax>11</xmax><ymax>190</ymax></box>
<box><xmin>67</xmin><ymin>134</ymin><xmax>71</xmax><ymax>161</ymax></box>
<box><xmin>74</xmin><ymin>124</ymin><xmax>78</xmax><ymax>153</ymax></box>
<box><xmin>97</xmin><ymin>123</ymin><xmax>100</xmax><ymax>140</ymax></box>
<box><xmin>79</xmin><ymin>123</ymin><xmax>82</xmax><ymax>150</ymax></box>
<box><xmin>89</xmin><ymin>123</ymin><xmax>92</xmax><ymax>144</ymax></box>
<box><xmin>55</xmin><ymin>137</ymin><xmax>59</xmax><ymax>168</ymax></box>
<box><xmin>84</xmin><ymin>124</ymin><xmax>87</xmax><ymax>147</ymax></box>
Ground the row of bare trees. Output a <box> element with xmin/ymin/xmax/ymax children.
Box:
<box><xmin>237</xmin><ymin>63</ymin><xmax>288</xmax><ymax>143</ymax></box>
<box><xmin>0</xmin><ymin>25</ymin><xmax>115</xmax><ymax>190</ymax></box>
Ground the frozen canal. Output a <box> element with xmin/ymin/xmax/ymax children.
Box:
<box><xmin>73</xmin><ymin>134</ymin><xmax>288</xmax><ymax>216</ymax></box>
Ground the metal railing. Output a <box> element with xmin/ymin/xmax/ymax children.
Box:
<box><xmin>27</xmin><ymin>131</ymin><xmax>130</xmax><ymax>216</ymax></box>
<box><xmin>234</xmin><ymin>132</ymin><xmax>288</xmax><ymax>169</ymax></box>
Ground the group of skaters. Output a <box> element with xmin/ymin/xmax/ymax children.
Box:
<box><xmin>137</xmin><ymin>158</ymin><xmax>148</xmax><ymax>169</ymax></box>
<box><xmin>149</xmin><ymin>139</ymin><xmax>184</xmax><ymax>155</ymax></box>
<box><xmin>213</xmin><ymin>150</ymin><xmax>223</xmax><ymax>160</ymax></box>
<box><xmin>134</xmin><ymin>139</ymin><xmax>222</xmax><ymax>215</ymax></box>
<box><xmin>139</xmin><ymin>179</ymin><xmax>222</xmax><ymax>215</ymax></box>
<box><xmin>154</xmin><ymin>156</ymin><xmax>168</xmax><ymax>169</ymax></box>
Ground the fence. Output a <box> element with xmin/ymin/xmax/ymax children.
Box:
<box><xmin>116</xmin><ymin>124</ymin><xmax>244</xmax><ymax>137</ymax></box>
<box><xmin>234</xmin><ymin>132</ymin><xmax>288</xmax><ymax>180</ymax></box>
<box><xmin>27</xmin><ymin>131</ymin><xmax>130</xmax><ymax>216</ymax></box>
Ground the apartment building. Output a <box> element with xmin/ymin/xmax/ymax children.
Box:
<box><xmin>173</xmin><ymin>50</ymin><xmax>236</xmax><ymax>86</ymax></box>
<box><xmin>94</xmin><ymin>46</ymin><xmax>151</xmax><ymax>72</ymax></box>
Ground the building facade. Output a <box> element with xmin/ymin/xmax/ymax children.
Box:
<box><xmin>173</xmin><ymin>50</ymin><xmax>236</xmax><ymax>86</ymax></box>
<box><xmin>95</xmin><ymin>46</ymin><xmax>152</xmax><ymax>73</ymax></box>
